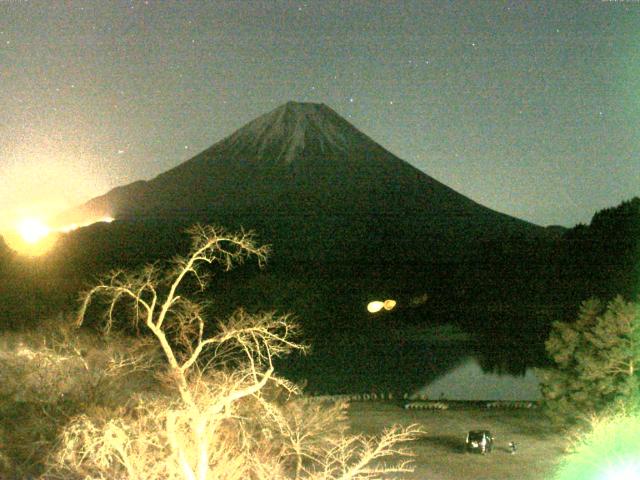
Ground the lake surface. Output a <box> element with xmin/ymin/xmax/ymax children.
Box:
<box><xmin>416</xmin><ymin>356</ymin><xmax>541</xmax><ymax>401</ymax></box>
<box><xmin>281</xmin><ymin>325</ymin><xmax>547</xmax><ymax>400</ymax></box>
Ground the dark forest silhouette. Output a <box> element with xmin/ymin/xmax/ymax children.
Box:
<box><xmin>1</xmin><ymin>197</ymin><xmax>637</xmax><ymax>378</ymax></box>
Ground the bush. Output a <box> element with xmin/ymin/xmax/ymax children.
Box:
<box><xmin>0</xmin><ymin>316</ymin><xmax>158</xmax><ymax>478</ymax></box>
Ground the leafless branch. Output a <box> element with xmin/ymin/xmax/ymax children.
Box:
<box><xmin>50</xmin><ymin>225</ymin><xmax>419</xmax><ymax>480</ymax></box>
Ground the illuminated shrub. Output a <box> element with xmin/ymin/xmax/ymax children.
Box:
<box><xmin>0</xmin><ymin>318</ymin><xmax>157</xmax><ymax>478</ymax></box>
<box><xmin>45</xmin><ymin>225</ymin><xmax>421</xmax><ymax>480</ymax></box>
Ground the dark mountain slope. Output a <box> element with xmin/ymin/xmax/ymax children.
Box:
<box><xmin>57</xmin><ymin>102</ymin><xmax>545</xmax><ymax>266</ymax></box>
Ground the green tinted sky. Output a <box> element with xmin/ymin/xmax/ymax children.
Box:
<box><xmin>1</xmin><ymin>0</ymin><xmax>638</xmax><ymax>229</ymax></box>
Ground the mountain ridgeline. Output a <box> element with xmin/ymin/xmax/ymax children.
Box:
<box><xmin>55</xmin><ymin>102</ymin><xmax>546</xmax><ymax>268</ymax></box>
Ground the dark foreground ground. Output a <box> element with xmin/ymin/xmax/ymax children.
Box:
<box><xmin>347</xmin><ymin>402</ymin><xmax>568</xmax><ymax>480</ymax></box>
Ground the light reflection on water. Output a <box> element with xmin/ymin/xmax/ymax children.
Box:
<box><xmin>416</xmin><ymin>356</ymin><xmax>541</xmax><ymax>401</ymax></box>
<box><xmin>283</xmin><ymin>333</ymin><xmax>547</xmax><ymax>399</ymax></box>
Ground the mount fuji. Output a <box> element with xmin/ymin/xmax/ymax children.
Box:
<box><xmin>56</xmin><ymin>102</ymin><xmax>545</xmax><ymax>266</ymax></box>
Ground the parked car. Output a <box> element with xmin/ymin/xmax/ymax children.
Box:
<box><xmin>465</xmin><ymin>430</ymin><xmax>493</xmax><ymax>454</ymax></box>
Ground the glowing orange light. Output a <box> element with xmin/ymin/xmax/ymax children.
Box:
<box><xmin>383</xmin><ymin>299</ymin><xmax>397</xmax><ymax>311</ymax></box>
<box><xmin>17</xmin><ymin>218</ymin><xmax>51</xmax><ymax>244</ymax></box>
<box><xmin>7</xmin><ymin>215</ymin><xmax>116</xmax><ymax>256</ymax></box>
<box><xmin>9</xmin><ymin>217</ymin><xmax>58</xmax><ymax>256</ymax></box>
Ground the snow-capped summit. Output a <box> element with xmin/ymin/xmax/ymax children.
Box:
<box><xmin>219</xmin><ymin>102</ymin><xmax>364</xmax><ymax>163</ymax></box>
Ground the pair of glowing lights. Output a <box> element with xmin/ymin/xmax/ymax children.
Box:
<box><xmin>366</xmin><ymin>299</ymin><xmax>397</xmax><ymax>313</ymax></box>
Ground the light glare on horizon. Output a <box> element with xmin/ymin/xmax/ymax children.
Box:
<box><xmin>9</xmin><ymin>215</ymin><xmax>116</xmax><ymax>256</ymax></box>
<box><xmin>17</xmin><ymin>218</ymin><xmax>50</xmax><ymax>245</ymax></box>
<box><xmin>58</xmin><ymin>216</ymin><xmax>114</xmax><ymax>233</ymax></box>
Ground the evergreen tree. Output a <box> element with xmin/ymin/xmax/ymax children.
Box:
<box><xmin>539</xmin><ymin>296</ymin><xmax>640</xmax><ymax>425</ymax></box>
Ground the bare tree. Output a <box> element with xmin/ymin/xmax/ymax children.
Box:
<box><xmin>47</xmin><ymin>225</ymin><xmax>421</xmax><ymax>480</ymax></box>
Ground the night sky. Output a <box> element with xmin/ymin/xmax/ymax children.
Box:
<box><xmin>1</xmin><ymin>0</ymin><xmax>638</xmax><ymax>238</ymax></box>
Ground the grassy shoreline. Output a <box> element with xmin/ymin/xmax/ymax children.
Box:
<box><xmin>347</xmin><ymin>401</ymin><xmax>567</xmax><ymax>480</ymax></box>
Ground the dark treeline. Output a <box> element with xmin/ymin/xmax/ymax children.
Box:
<box><xmin>0</xmin><ymin>197</ymin><xmax>638</xmax><ymax>374</ymax></box>
<box><xmin>556</xmin><ymin>197</ymin><xmax>639</xmax><ymax>303</ymax></box>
